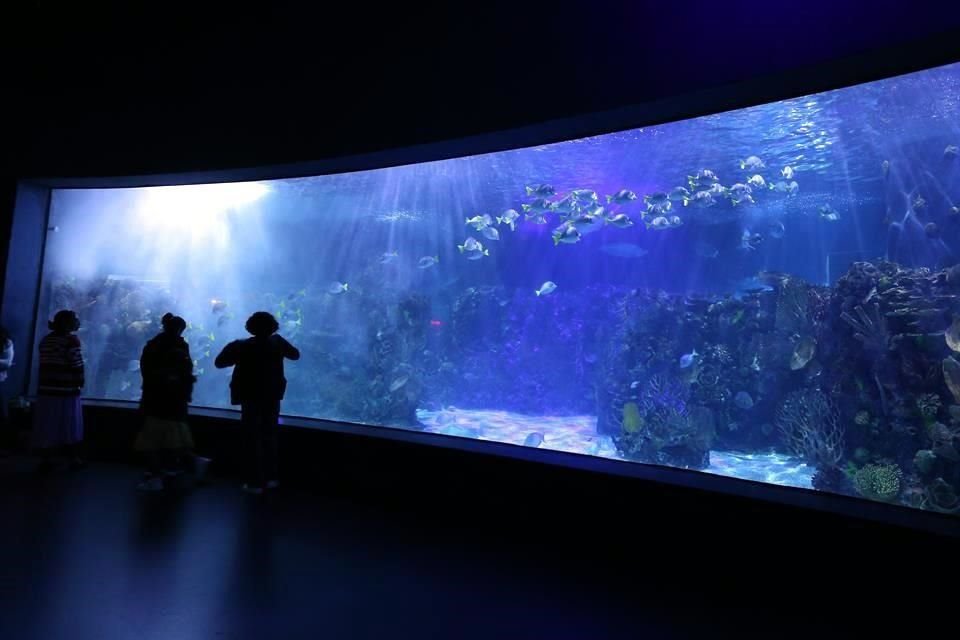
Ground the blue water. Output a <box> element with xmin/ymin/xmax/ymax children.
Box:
<box><xmin>35</xmin><ymin>61</ymin><xmax>960</xmax><ymax>515</ymax></box>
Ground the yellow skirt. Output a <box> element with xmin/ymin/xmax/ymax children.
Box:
<box><xmin>134</xmin><ymin>416</ymin><xmax>195</xmax><ymax>452</ymax></box>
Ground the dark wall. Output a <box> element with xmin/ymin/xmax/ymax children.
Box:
<box><xmin>0</xmin><ymin>185</ymin><xmax>49</xmax><ymax>396</ymax></box>
<box><xmin>4</xmin><ymin>4</ymin><xmax>960</xmax><ymax>182</ymax></box>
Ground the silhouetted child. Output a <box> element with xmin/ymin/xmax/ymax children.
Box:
<box><xmin>135</xmin><ymin>313</ymin><xmax>211</xmax><ymax>491</ymax></box>
<box><xmin>214</xmin><ymin>311</ymin><xmax>300</xmax><ymax>494</ymax></box>
<box><xmin>34</xmin><ymin>309</ymin><xmax>85</xmax><ymax>471</ymax></box>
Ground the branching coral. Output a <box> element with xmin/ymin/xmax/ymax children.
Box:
<box><xmin>642</xmin><ymin>375</ymin><xmax>689</xmax><ymax>417</ymax></box>
<box><xmin>775</xmin><ymin>278</ymin><xmax>810</xmax><ymax>333</ymax></box>
<box><xmin>841</xmin><ymin>303</ymin><xmax>893</xmax><ymax>414</ymax></box>
<box><xmin>841</xmin><ymin>303</ymin><xmax>889</xmax><ymax>354</ymax></box>
<box><xmin>776</xmin><ymin>389</ymin><xmax>844</xmax><ymax>467</ymax></box>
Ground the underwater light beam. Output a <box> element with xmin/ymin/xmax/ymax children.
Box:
<box><xmin>135</xmin><ymin>181</ymin><xmax>270</xmax><ymax>235</ymax></box>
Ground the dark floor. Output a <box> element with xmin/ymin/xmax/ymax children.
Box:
<box><xmin>0</xmin><ymin>456</ymin><xmax>657</xmax><ymax>639</ymax></box>
<box><xmin>0</xmin><ymin>452</ymin><xmax>955</xmax><ymax>639</ymax></box>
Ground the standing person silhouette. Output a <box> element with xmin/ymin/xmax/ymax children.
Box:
<box><xmin>214</xmin><ymin>311</ymin><xmax>299</xmax><ymax>495</ymax></box>
<box><xmin>135</xmin><ymin>313</ymin><xmax>211</xmax><ymax>491</ymax></box>
<box><xmin>34</xmin><ymin>309</ymin><xmax>85</xmax><ymax>471</ymax></box>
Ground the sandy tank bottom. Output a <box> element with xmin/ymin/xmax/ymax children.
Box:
<box><xmin>417</xmin><ymin>407</ymin><xmax>815</xmax><ymax>489</ymax></box>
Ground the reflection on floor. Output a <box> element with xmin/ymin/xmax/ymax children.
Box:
<box><xmin>417</xmin><ymin>407</ymin><xmax>814</xmax><ymax>489</ymax></box>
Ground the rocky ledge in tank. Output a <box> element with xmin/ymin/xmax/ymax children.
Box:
<box><xmin>825</xmin><ymin>260</ymin><xmax>960</xmax><ymax>512</ymax></box>
<box><xmin>593</xmin><ymin>261</ymin><xmax>960</xmax><ymax>514</ymax></box>
<box><xmin>596</xmin><ymin>275</ymin><xmax>829</xmax><ymax>470</ymax></box>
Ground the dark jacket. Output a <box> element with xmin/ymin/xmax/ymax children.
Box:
<box><xmin>214</xmin><ymin>334</ymin><xmax>300</xmax><ymax>405</ymax></box>
<box><xmin>139</xmin><ymin>333</ymin><xmax>195</xmax><ymax>420</ymax></box>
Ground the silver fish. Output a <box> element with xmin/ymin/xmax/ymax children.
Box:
<box><xmin>606</xmin><ymin>189</ymin><xmax>638</xmax><ymax>205</ymax></box>
<box><xmin>481</xmin><ymin>226</ymin><xmax>501</xmax><ymax>241</ymax></box>
<box><xmin>679</xmin><ymin>349</ymin><xmax>698</xmax><ymax>368</ymax></box>
<box><xmin>525</xmin><ymin>184</ymin><xmax>556</xmax><ymax>197</ymax></box>
<box><xmin>327</xmin><ymin>282</ymin><xmax>349</xmax><ymax>294</ymax></box>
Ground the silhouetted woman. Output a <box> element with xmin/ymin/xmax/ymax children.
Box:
<box><xmin>34</xmin><ymin>309</ymin><xmax>85</xmax><ymax>471</ymax></box>
<box><xmin>214</xmin><ymin>311</ymin><xmax>299</xmax><ymax>494</ymax></box>
<box><xmin>135</xmin><ymin>313</ymin><xmax>210</xmax><ymax>491</ymax></box>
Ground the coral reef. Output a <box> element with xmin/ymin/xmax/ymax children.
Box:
<box><xmin>823</xmin><ymin>260</ymin><xmax>960</xmax><ymax>512</ymax></box>
<box><xmin>812</xmin><ymin>465</ymin><xmax>850</xmax><ymax>495</ymax></box>
<box><xmin>913</xmin><ymin>449</ymin><xmax>937</xmax><ymax>476</ymax></box>
<box><xmin>841</xmin><ymin>303</ymin><xmax>890</xmax><ymax>354</ymax></box>
<box><xmin>853</xmin><ymin>463</ymin><xmax>903</xmax><ymax>503</ymax></box>
<box><xmin>597</xmin><ymin>275</ymin><xmax>830</xmax><ymax>457</ymax></box>
<box><xmin>612</xmin><ymin>375</ymin><xmax>714</xmax><ymax>469</ymax></box>
<box><xmin>924</xmin><ymin>478</ymin><xmax>960</xmax><ymax>513</ymax></box>
<box><xmin>776</xmin><ymin>390</ymin><xmax>844</xmax><ymax>467</ymax></box>
<box><xmin>915</xmin><ymin>393</ymin><xmax>942</xmax><ymax>421</ymax></box>
<box><xmin>774</xmin><ymin>276</ymin><xmax>812</xmax><ymax>334</ymax></box>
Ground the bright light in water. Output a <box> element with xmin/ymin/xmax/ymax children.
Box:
<box><xmin>135</xmin><ymin>181</ymin><xmax>270</xmax><ymax>246</ymax></box>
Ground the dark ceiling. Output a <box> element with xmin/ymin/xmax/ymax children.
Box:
<box><xmin>4</xmin><ymin>2</ymin><xmax>960</xmax><ymax>178</ymax></box>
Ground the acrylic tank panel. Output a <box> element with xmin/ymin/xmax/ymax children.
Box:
<box><xmin>31</xmin><ymin>61</ymin><xmax>960</xmax><ymax>515</ymax></box>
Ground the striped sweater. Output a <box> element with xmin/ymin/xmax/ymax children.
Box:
<box><xmin>37</xmin><ymin>332</ymin><xmax>84</xmax><ymax>396</ymax></box>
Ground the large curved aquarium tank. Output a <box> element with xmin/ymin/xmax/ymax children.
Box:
<box><xmin>30</xmin><ymin>62</ymin><xmax>960</xmax><ymax>516</ymax></box>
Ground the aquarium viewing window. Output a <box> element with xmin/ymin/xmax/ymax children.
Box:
<box><xmin>7</xmin><ymin>61</ymin><xmax>960</xmax><ymax>521</ymax></box>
